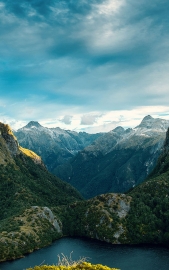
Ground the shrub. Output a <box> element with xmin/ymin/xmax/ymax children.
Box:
<box><xmin>27</xmin><ymin>262</ymin><xmax>119</xmax><ymax>270</ymax></box>
<box><xmin>27</xmin><ymin>253</ymin><xmax>120</xmax><ymax>270</ymax></box>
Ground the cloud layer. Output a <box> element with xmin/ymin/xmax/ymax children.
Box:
<box><xmin>0</xmin><ymin>0</ymin><xmax>169</xmax><ymax>131</ymax></box>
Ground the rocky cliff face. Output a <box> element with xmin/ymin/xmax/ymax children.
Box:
<box><xmin>0</xmin><ymin>123</ymin><xmax>20</xmax><ymax>157</ymax></box>
<box><xmin>0</xmin><ymin>122</ymin><xmax>42</xmax><ymax>165</ymax></box>
<box><xmin>147</xmin><ymin>126</ymin><xmax>169</xmax><ymax>178</ymax></box>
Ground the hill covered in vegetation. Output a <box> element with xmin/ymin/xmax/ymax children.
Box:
<box><xmin>0</xmin><ymin>122</ymin><xmax>82</xmax><ymax>261</ymax></box>
<box><xmin>56</xmin><ymin>125</ymin><xmax>169</xmax><ymax>245</ymax></box>
<box><xmin>125</xmin><ymin>127</ymin><xmax>169</xmax><ymax>244</ymax></box>
<box><xmin>1</xmin><ymin>121</ymin><xmax>169</xmax><ymax>263</ymax></box>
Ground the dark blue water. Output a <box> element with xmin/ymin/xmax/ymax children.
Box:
<box><xmin>1</xmin><ymin>237</ymin><xmax>169</xmax><ymax>270</ymax></box>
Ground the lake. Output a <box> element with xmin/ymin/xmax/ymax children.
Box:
<box><xmin>1</xmin><ymin>237</ymin><xmax>169</xmax><ymax>270</ymax></box>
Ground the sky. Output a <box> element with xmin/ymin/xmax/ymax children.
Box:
<box><xmin>0</xmin><ymin>0</ymin><xmax>169</xmax><ymax>133</ymax></box>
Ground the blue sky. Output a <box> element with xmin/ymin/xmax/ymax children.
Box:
<box><xmin>0</xmin><ymin>0</ymin><xmax>169</xmax><ymax>132</ymax></box>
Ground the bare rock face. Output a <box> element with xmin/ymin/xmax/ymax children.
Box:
<box><xmin>32</xmin><ymin>206</ymin><xmax>62</xmax><ymax>233</ymax></box>
<box><xmin>0</xmin><ymin>122</ymin><xmax>43</xmax><ymax>166</ymax></box>
<box><xmin>0</xmin><ymin>123</ymin><xmax>20</xmax><ymax>156</ymax></box>
<box><xmin>19</xmin><ymin>146</ymin><xmax>43</xmax><ymax>166</ymax></box>
<box><xmin>164</xmin><ymin>127</ymin><xmax>169</xmax><ymax>150</ymax></box>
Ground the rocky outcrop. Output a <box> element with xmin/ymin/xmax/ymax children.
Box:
<box><xmin>0</xmin><ymin>123</ymin><xmax>20</xmax><ymax>156</ymax></box>
<box><xmin>0</xmin><ymin>206</ymin><xmax>63</xmax><ymax>262</ymax></box>
<box><xmin>19</xmin><ymin>146</ymin><xmax>43</xmax><ymax>165</ymax></box>
<box><xmin>0</xmin><ymin>122</ymin><xmax>43</xmax><ymax>166</ymax></box>
<box><xmin>85</xmin><ymin>193</ymin><xmax>132</xmax><ymax>244</ymax></box>
<box><xmin>33</xmin><ymin>206</ymin><xmax>62</xmax><ymax>233</ymax></box>
<box><xmin>62</xmin><ymin>193</ymin><xmax>132</xmax><ymax>244</ymax></box>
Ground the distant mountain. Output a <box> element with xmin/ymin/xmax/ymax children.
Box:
<box><xmin>14</xmin><ymin>121</ymin><xmax>102</xmax><ymax>174</ymax></box>
<box><xmin>56</xmin><ymin>115</ymin><xmax>169</xmax><ymax>198</ymax></box>
<box><xmin>61</xmin><ymin>125</ymin><xmax>169</xmax><ymax>246</ymax></box>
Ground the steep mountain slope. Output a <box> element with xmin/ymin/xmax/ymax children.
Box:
<box><xmin>124</xmin><ymin>127</ymin><xmax>169</xmax><ymax>244</ymax></box>
<box><xmin>0</xmin><ymin>122</ymin><xmax>82</xmax><ymax>261</ymax></box>
<box><xmin>56</xmin><ymin>116</ymin><xmax>169</xmax><ymax>198</ymax></box>
<box><xmin>58</xmin><ymin>126</ymin><xmax>169</xmax><ymax>245</ymax></box>
<box><xmin>14</xmin><ymin>121</ymin><xmax>102</xmax><ymax>174</ymax></box>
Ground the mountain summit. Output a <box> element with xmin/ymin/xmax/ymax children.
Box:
<box><xmin>24</xmin><ymin>121</ymin><xmax>42</xmax><ymax>129</ymax></box>
<box><xmin>135</xmin><ymin>115</ymin><xmax>169</xmax><ymax>132</ymax></box>
<box><xmin>142</xmin><ymin>115</ymin><xmax>153</xmax><ymax>121</ymax></box>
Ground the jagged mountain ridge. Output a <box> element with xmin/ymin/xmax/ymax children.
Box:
<box><xmin>14</xmin><ymin>121</ymin><xmax>102</xmax><ymax>173</ymax></box>
<box><xmin>56</xmin><ymin>115</ymin><xmax>169</xmax><ymax>198</ymax></box>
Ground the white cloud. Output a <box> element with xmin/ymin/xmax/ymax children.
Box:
<box><xmin>80</xmin><ymin>114</ymin><xmax>101</xmax><ymax>125</ymax></box>
<box><xmin>96</xmin><ymin>0</ymin><xmax>124</xmax><ymax>15</ymax></box>
<box><xmin>1</xmin><ymin>105</ymin><xmax>169</xmax><ymax>133</ymax></box>
<box><xmin>60</xmin><ymin>115</ymin><xmax>73</xmax><ymax>125</ymax></box>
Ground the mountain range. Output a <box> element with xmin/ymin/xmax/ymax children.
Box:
<box><xmin>14</xmin><ymin>121</ymin><xmax>102</xmax><ymax>174</ymax></box>
<box><xmin>57</xmin><ymin>124</ymin><xmax>169</xmax><ymax>245</ymax></box>
<box><xmin>1</xmin><ymin>117</ymin><xmax>169</xmax><ymax>262</ymax></box>
<box><xmin>15</xmin><ymin>115</ymin><xmax>169</xmax><ymax>198</ymax></box>
<box><xmin>55</xmin><ymin>115</ymin><xmax>169</xmax><ymax>198</ymax></box>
